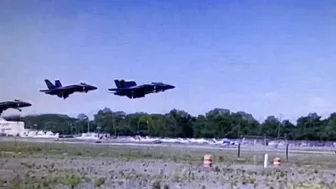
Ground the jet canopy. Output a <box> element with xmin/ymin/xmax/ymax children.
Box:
<box><xmin>151</xmin><ymin>82</ymin><xmax>164</xmax><ymax>85</ymax></box>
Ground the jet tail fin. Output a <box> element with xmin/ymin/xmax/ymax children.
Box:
<box><xmin>114</xmin><ymin>79</ymin><xmax>137</xmax><ymax>88</ymax></box>
<box><xmin>44</xmin><ymin>79</ymin><xmax>55</xmax><ymax>89</ymax></box>
<box><xmin>55</xmin><ymin>80</ymin><xmax>62</xmax><ymax>88</ymax></box>
<box><xmin>114</xmin><ymin>80</ymin><xmax>122</xmax><ymax>88</ymax></box>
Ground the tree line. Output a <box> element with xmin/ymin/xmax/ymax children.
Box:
<box><xmin>4</xmin><ymin>108</ymin><xmax>336</xmax><ymax>141</ymax></box>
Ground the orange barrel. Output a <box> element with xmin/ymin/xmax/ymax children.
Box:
<box><xmin>203</xmin><ymin>154</ymin><xmax>212</xmax><ymax>168</ymax></box>
<box><xmin>273</xmin><ymin>157</ymin><xmax>281</xmax><ymax>167</ymax></box>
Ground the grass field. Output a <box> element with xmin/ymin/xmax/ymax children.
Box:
<box><xmin>0</xmin><ymin>140</ymin><xmax>336</xmax><ymax>189</ymax></box>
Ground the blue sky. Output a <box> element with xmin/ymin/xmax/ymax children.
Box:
<box><xmin>1</xmin><ymin>0</ymin><xmax>336</xmax><ymax>122</ymax></box>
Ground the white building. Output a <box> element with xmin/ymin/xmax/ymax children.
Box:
<box><xmin>0</xmin><ymin>117</ymin><xmax>25</xmax><ymax>136</ymax></box>
<box><xmin>20</xmin><ymin>130</ymin><xmax>59</xmax><ymax>139</ymax></box>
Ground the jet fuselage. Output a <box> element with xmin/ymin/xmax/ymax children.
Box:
<box><xmin>0</xmin><ymin>100</ymin><xmax>32</xmax><ymax>114</ymax></box>
<box><xmin>109</xmin><ymin>80</ymin><xmax>175</xmax><ymax>99</ymax></box>
<box><xmin>40</xmin><ymin>79</ymin><xmax>97</xmax><ymax>99</ymax></box>
<box><xmin>43</xmin><ymin>84</ymin><xmax>97</xmax><ymax>95</ymax></box>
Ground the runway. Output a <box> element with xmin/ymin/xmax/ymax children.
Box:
<box><xmin>0</xmin><ymin>136</ymin><xmax>334</xmax><ymax>155</ymax></box>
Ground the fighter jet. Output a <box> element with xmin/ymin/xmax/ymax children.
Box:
<box><xmin>40</xmin><ymin>79</ymin><xmax>97</xmax><ymax>99</ymax></box>
<box><xmin>108</xmin><ymin>79</ymin><xmax>175</xmax><ymax>99</ymax></box>
<box><xmin>0</xmin><ymin>99</ymin><xmax>32</xmax><ymax>115</ymax></box>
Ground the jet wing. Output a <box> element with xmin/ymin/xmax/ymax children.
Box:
<box><xmin>123</xmin><ymin>90</ymin><xmax>145</xmax><ymax>98</ymax></box>
<box><xmin>117</xmin><ymin>84</ymin><xmax>154</xmax><ymax>91</ymax></box>
<box><xmin>0</xmin><ymin>102</ymin><xmax>12</xmax><ymax>106</ymax></box>
<box><xmin>55</xmin><ymin>86</ymin><xmax>78</xmax><ymax>90</ymax></box>
<box><xmin>0</xmin><ymin>102</ymin><xmax>12</xmax><ymax>114</ymax></box>
<box><xmin>50</xmin><ymin>86</ymin><xmax>80</xmax><ymax>94</ymax></box>
<box><xmin>0</xmin><ymin>106</ymin><xmax>8</xmax><ymax>114</ymax></box>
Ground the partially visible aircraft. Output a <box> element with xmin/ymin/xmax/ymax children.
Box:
<box><xmin>108</xmin><ymin>79</ymin><xmax>175</xmax><ymax>99</ymax></box>
<box><xmin>0</xmin><ymin>99</ymin><xmax>32</xmax><ymax>115</ymax></box>
<box><xmin>40</xmin><ymin>79</ymin><xmax>97</xmax><ymax>99</ymax></box>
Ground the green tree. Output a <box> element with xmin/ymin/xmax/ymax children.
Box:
<box><xmin>13</xmin><ymin>108</ymin><xmax>336</xmax><ymax>141</ymax></box>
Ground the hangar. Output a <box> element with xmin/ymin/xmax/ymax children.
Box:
<box><xmin>0</xmin><ymin>117</ymin><xmax>25</xmax><ymax>136</ymax></box>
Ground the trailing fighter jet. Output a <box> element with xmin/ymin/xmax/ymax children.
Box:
<box><xmin>0</xmin><ymin>99</ymin><xmax>32</xmax><ymax>115</ymax></box>
<box><xmin>108</xmin><ymin>79</ymin><xmax>175</xmax><ymax>99</ymax></box>
<box><xmin>40</xmin><ymin>79</ymin><xmax>97</xmax><ymax>99</ymax></box>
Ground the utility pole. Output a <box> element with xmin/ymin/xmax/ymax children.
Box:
<box><xmin>174</xmin><ymin>118</ymin><xmax>177</xmax><ymax>137</ymax></box>
<box><xmin>33</xmin><ymin>124</ymin><xmax>37</xmax><ymax>130</ymax></box>
<box><xmin>97</xmin><ymin>125</ymin><xmax>101</xmax><ymax>135</ymax></box>
<box><xmin>87</xmin><ymin>120</ymin><xmax>90</xmax><ymax>133</ymax></box>
<box><xmin>277</xmin><ymin>114</ymin><xmax>282</xmax><ymax>139</ymax></box>
<box><xmin>238</xmin><ymin>119</ymin><xmax>241</xmax><ymax>139</ymax></box>
<box><xmin>146</xmin><ymin>120</ymin><xmax>149</xmax><ymax>136</ymax></box>
<box><xmin>137</xmin><ymin>121</ymin><xmax>140</xmax><ymax>135</ymax></box>
<box><xmin>113</xmin><ymin>118</ymin><xmax>116</xmax><ymax>137</ymax></box>
<box><xmin>238</xmin><ymin>115</ymin><xmax>246</xmax><ymax>139</ymax></box>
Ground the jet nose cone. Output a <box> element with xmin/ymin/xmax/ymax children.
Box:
<box><xmin>167</xmin><ymin>85</ymin><xmax>175</xmax><ymax>89</ymax></box>
<box><xmin>89</xmin><ymin>85</ymin><xmax>98</xmax><ymax>90</ymax></box>
<box><xmin>25</xmin><ymin>102</ymin><xmax>32</xmax><ymax>106</ymax></box>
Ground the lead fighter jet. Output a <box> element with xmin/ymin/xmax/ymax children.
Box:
<box><xmin>0</xmin><ymin>99</ymin><xmax>32</xmax><ymax>115</ymax></box>
<box><xmin>40</xmin><ymin>79</ymin><xmax>97</xmax><ymax>99</ymax></box>
<box><xmin>108</xmin><ymin>79</ymin><xmax>175</xmax><ymax>99</ymax></box>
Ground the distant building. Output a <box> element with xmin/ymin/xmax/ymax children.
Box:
<box><xmin>0</xmin><ymin>117</ymin><xmax>25</xmax><ymax>136</ymax></box>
